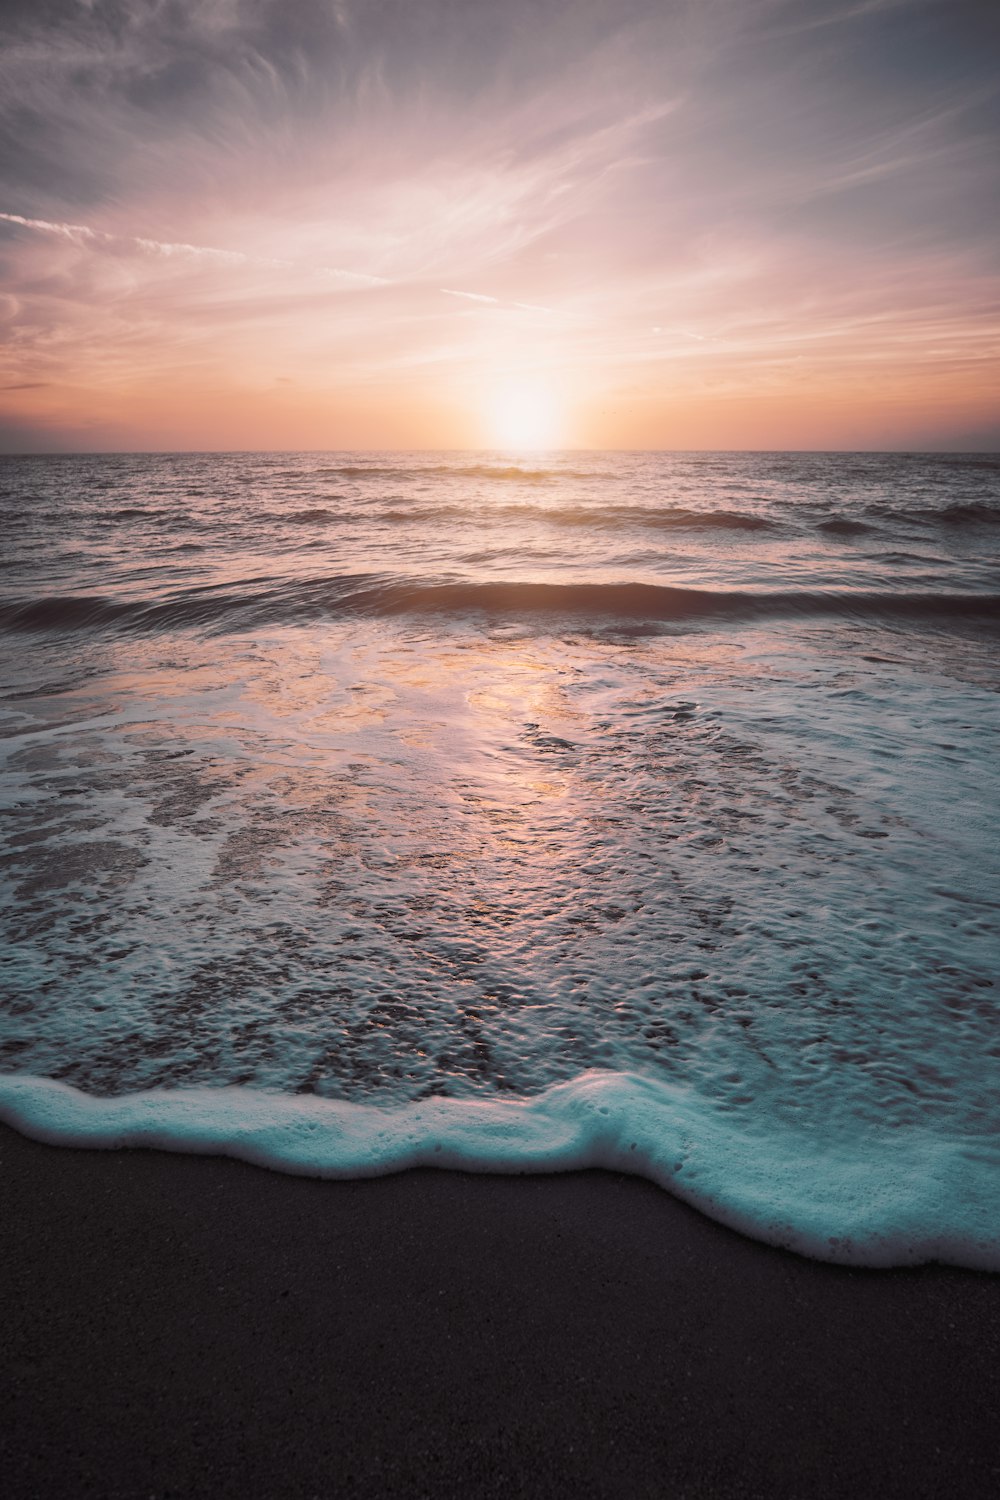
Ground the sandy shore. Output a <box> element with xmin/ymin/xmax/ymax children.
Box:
<box><xmin>2</xmin><ymin>1122</ymin><xmax>998</xmax><ymax>1498</ymax></box>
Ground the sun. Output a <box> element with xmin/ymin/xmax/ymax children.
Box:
<box><xmin>487</xmin><ymin>377</ymin><xmax>562</xmax><ymax>450</ymax></box>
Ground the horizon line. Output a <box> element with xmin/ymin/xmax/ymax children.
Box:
<box><xmin>1</xmin><ymin>446</ymin><xmax>998</xmax><ymax>458</ymax></box>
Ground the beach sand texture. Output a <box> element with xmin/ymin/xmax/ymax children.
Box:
<box><xmin>3</xmin><ymin>1123</ymin><xmax>1000</xmax><ymax>1499</ymax></box>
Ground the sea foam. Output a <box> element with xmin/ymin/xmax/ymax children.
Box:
<box><xmin>1</xmin><ymin>1070</ymin><xmax>997</xmax><ymax>1269</ymax></box>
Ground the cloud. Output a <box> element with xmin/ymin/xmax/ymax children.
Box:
<box><xmin>0</xmin><ymin>210</ymin><xmax>389</xmax><ymax>285</ymax></box>
<box><xmin>0</xmin><ymin>212</ymin><xmax>101</xmax><ymax>244</ymax></box>
<box><xmin>0</xmin><ymin>1</ymin><xmax>996</xmax><ymax>448</ymax></box>
<box><xmin>440</xmin><ymin>289</ymin><xmax>499</xmax><ymax>305</ymax></box>
<box><xmin>441</xmin><ymin>287</ymin><xmax>560</xmax><ymax>316</ymax></box>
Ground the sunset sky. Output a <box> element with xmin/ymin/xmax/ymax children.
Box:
<box><xmin>1</xmin><ymin>0</ymin><xmax>997</xmax><ymax>452</ymax></box>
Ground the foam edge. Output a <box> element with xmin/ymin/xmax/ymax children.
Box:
<box><xmin>1</xmin><ymin>1070</ymin><xmax>997</xmax><ymax>1271</ymax></box>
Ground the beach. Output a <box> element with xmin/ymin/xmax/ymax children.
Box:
<box><xmin>4</xmin><ymin>1123</ymin><xmax>999</xmax><ymax>1499</ymax></box>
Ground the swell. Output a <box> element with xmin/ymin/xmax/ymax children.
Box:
<box><xmin>934</xmin><ymin>503</ymin><xmax>1000</xmax><ymax>525</ymax></box>
<box><xmin>314</xmin><ymin>463</ymin><xmax>590</xmax><ymax>482</ymax></box>
<box><xmin>382</xmin><ymin>503</ymin><xmax>776</xmax><ymax>531</ymax></box>
<box><xmin>2</xmin><ymin>577</ymin><xmax>998</xmax><ymax>635</ymax></box>
<box><xmin>282</xmin><ymin>508</ymin><xmax>337</xmax><ymax>525</ymax></box>
<box><xmin>817</xmin><ymin>517</ymin><xmax>874</xmax><ymax>537</ymax></box>
<box><xmin>866</xmin><ymin>502</ymin><xmax>1000</xmax><ymax>527</ymax></box>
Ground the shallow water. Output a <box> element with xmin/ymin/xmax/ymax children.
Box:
<box><xmin>1</xmin><ymin>451</ymin><xmax>998</xmax><ymax>1265</ymax></box>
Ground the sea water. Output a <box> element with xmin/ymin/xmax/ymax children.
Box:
<box><xmin>0</xmin><ymin>450</ymin><xmax>997</xmax><ymax>1265</ymax></box>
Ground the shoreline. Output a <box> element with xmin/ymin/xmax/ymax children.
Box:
<box><xmin>3</xmin><ymin>1123</ymin><xmax>999</xmax><ymax>1497</ymax></box>
<box><xmin>3</xmin><ymin>1075</ymin><xmax>996</xmax><ymax>1271</ymax></box>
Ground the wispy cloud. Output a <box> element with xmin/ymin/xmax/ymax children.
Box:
<box><xmin>0</xmin><ymin>211</ymin><xmax>389</xmax><ymax>285</ymax></box>
<box><xmin>441</xmin><ymin>288</ymin><xmax>559</xmax><ymax>315</ymax></box>
<box><xmin>440</xmin><ymin>288</ymin><xmax>499</xmax><ymax>304</ymax></box>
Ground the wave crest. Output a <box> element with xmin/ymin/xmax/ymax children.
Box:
<box><xmin>2</xmin><ymin>579</ymin><xmax>997</xmax><ymax>635</ymax></box>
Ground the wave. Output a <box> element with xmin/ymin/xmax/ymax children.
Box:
<box><xmin>381</xmin><ymin>503</ymin><xmax>776</xmax><ymax>531</ymax></box>
<box><xmin>864</xmin><ymin>549</ymin><xmax>953</xmax><ymax>566</ymax></box>
<box><xmin>282</xmin><ymin>508</ymin><xmax>336</xmax><ymax>525</ymax></box>
<box><xmin>0</xmin><ymin>1072</ymin><xmax>997</xmax><ymax>1268</ymax></box>
<box><xmin>314</xmin><ymin>463</ymin><xmax>593</xmax><ymax>483</ymax></box>
<box><xmin>937</xmin><ymin>503</ymin><xmax>1000</xmax><ymax>525</ymax></box>
<box><xmin>817</xmin><ymin>517</ymin><xmax>874</xmax><ymax>537</ymax></box>
<box><xmin>103</xmin><ymin>507</ymin><xmax>204</xmax><ymax>531</ymax></box>
<box><xmin>867</xmin><ymin>502</ymin><xmax>1000</xmax><ymax>527</ymax></box>
<box><xmin>2</xmin><ymin>577</ymin><xmax>998</xmax><ymax>635</ymax></box>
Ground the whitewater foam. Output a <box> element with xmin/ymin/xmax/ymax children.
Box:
<box><xmin>1</xmin><ymin>1071</ymin><xmax>997</xmax><ymax>1269</ymax></box>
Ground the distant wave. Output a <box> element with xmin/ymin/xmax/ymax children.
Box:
<box><xmin>104</xmin><ymin>507</ymin><xmax>202</xmax><ymax>530</ymax></box>
<box><xmin>382</xmin><ymin>503</ymin><xmax>776</xmax><ymax>532</ymax></box>
<box><xmin>283</xmin><ymin>508</ymin><xmax>336</xmax><ymax>525</ymax></box>
<box><xmin>937</xmin><ymin>503</ymin><xmax>1000</xmax><ymax>525</ymax></box>
<box><xmin>314</xmin><ymin>463</ymin><xmax>594</xmax><ymax>483</ymax></box>
<box><xmin>2</xmin><ymin>577</ymin><xmax>997</xmax><ymax>635</ymax></box>
<box><xmin>863</xmin><ymin>549</ymin><xmax>953</xmax><ymax>566</ymax></box>
<box><xmin>867</xmin><ymin>502</ymin><xmax>1000</xmax><ymax>527</ymax></box>
<box><xmin>817</xmin><ymin>517</ymin><xmax>874</xmax><ymax>537</ymax></box>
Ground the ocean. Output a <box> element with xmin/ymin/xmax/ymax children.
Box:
<box><xmin>0</xmin><ymin>449</ymin><xmax>997</xmax><ymax>1266</ymax></box>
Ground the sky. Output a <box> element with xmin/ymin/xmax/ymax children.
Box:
<box><xmin>0</xmin><ymin>0</ymin><xmax>998</xmax><ymax>452</ymax></box>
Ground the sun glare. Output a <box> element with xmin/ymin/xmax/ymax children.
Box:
<box><xmin>487</xmin><ymin>379</ymin><xmax>562</xmax><ymax>450</ymax></box>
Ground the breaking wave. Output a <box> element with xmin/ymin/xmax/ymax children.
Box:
<box><xmin>2</xmin><ymin>578</ymin><xmax>998</xmax><ymax>635</ymax></box>
<box><xmin>1</xmin><ymin>1073</ymin><xmax>997</xmax><ymax>1269</ymax></box>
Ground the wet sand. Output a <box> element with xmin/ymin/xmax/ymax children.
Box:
<box><xmin>2</xmin><ymin>1122</ymin><xmax>999</xmax><ymax>1498</ymax></box>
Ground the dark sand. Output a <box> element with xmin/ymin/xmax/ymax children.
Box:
<box><xmin>2</xmin><ymin>1123</ymin><xmax>999</xmax><ymax>1499</ymax></box>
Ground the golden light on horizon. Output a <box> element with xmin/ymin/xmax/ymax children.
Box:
<box><xmin>487</xmin><ymin>377</ymin><xmax>564</xmax><ymax>451</ymax></box>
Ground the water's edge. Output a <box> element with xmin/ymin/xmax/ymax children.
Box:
<box><xmin>2</xmin><ymin>1071</ymin><xmax>996</xmax><ymax>1271</ymax></box>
